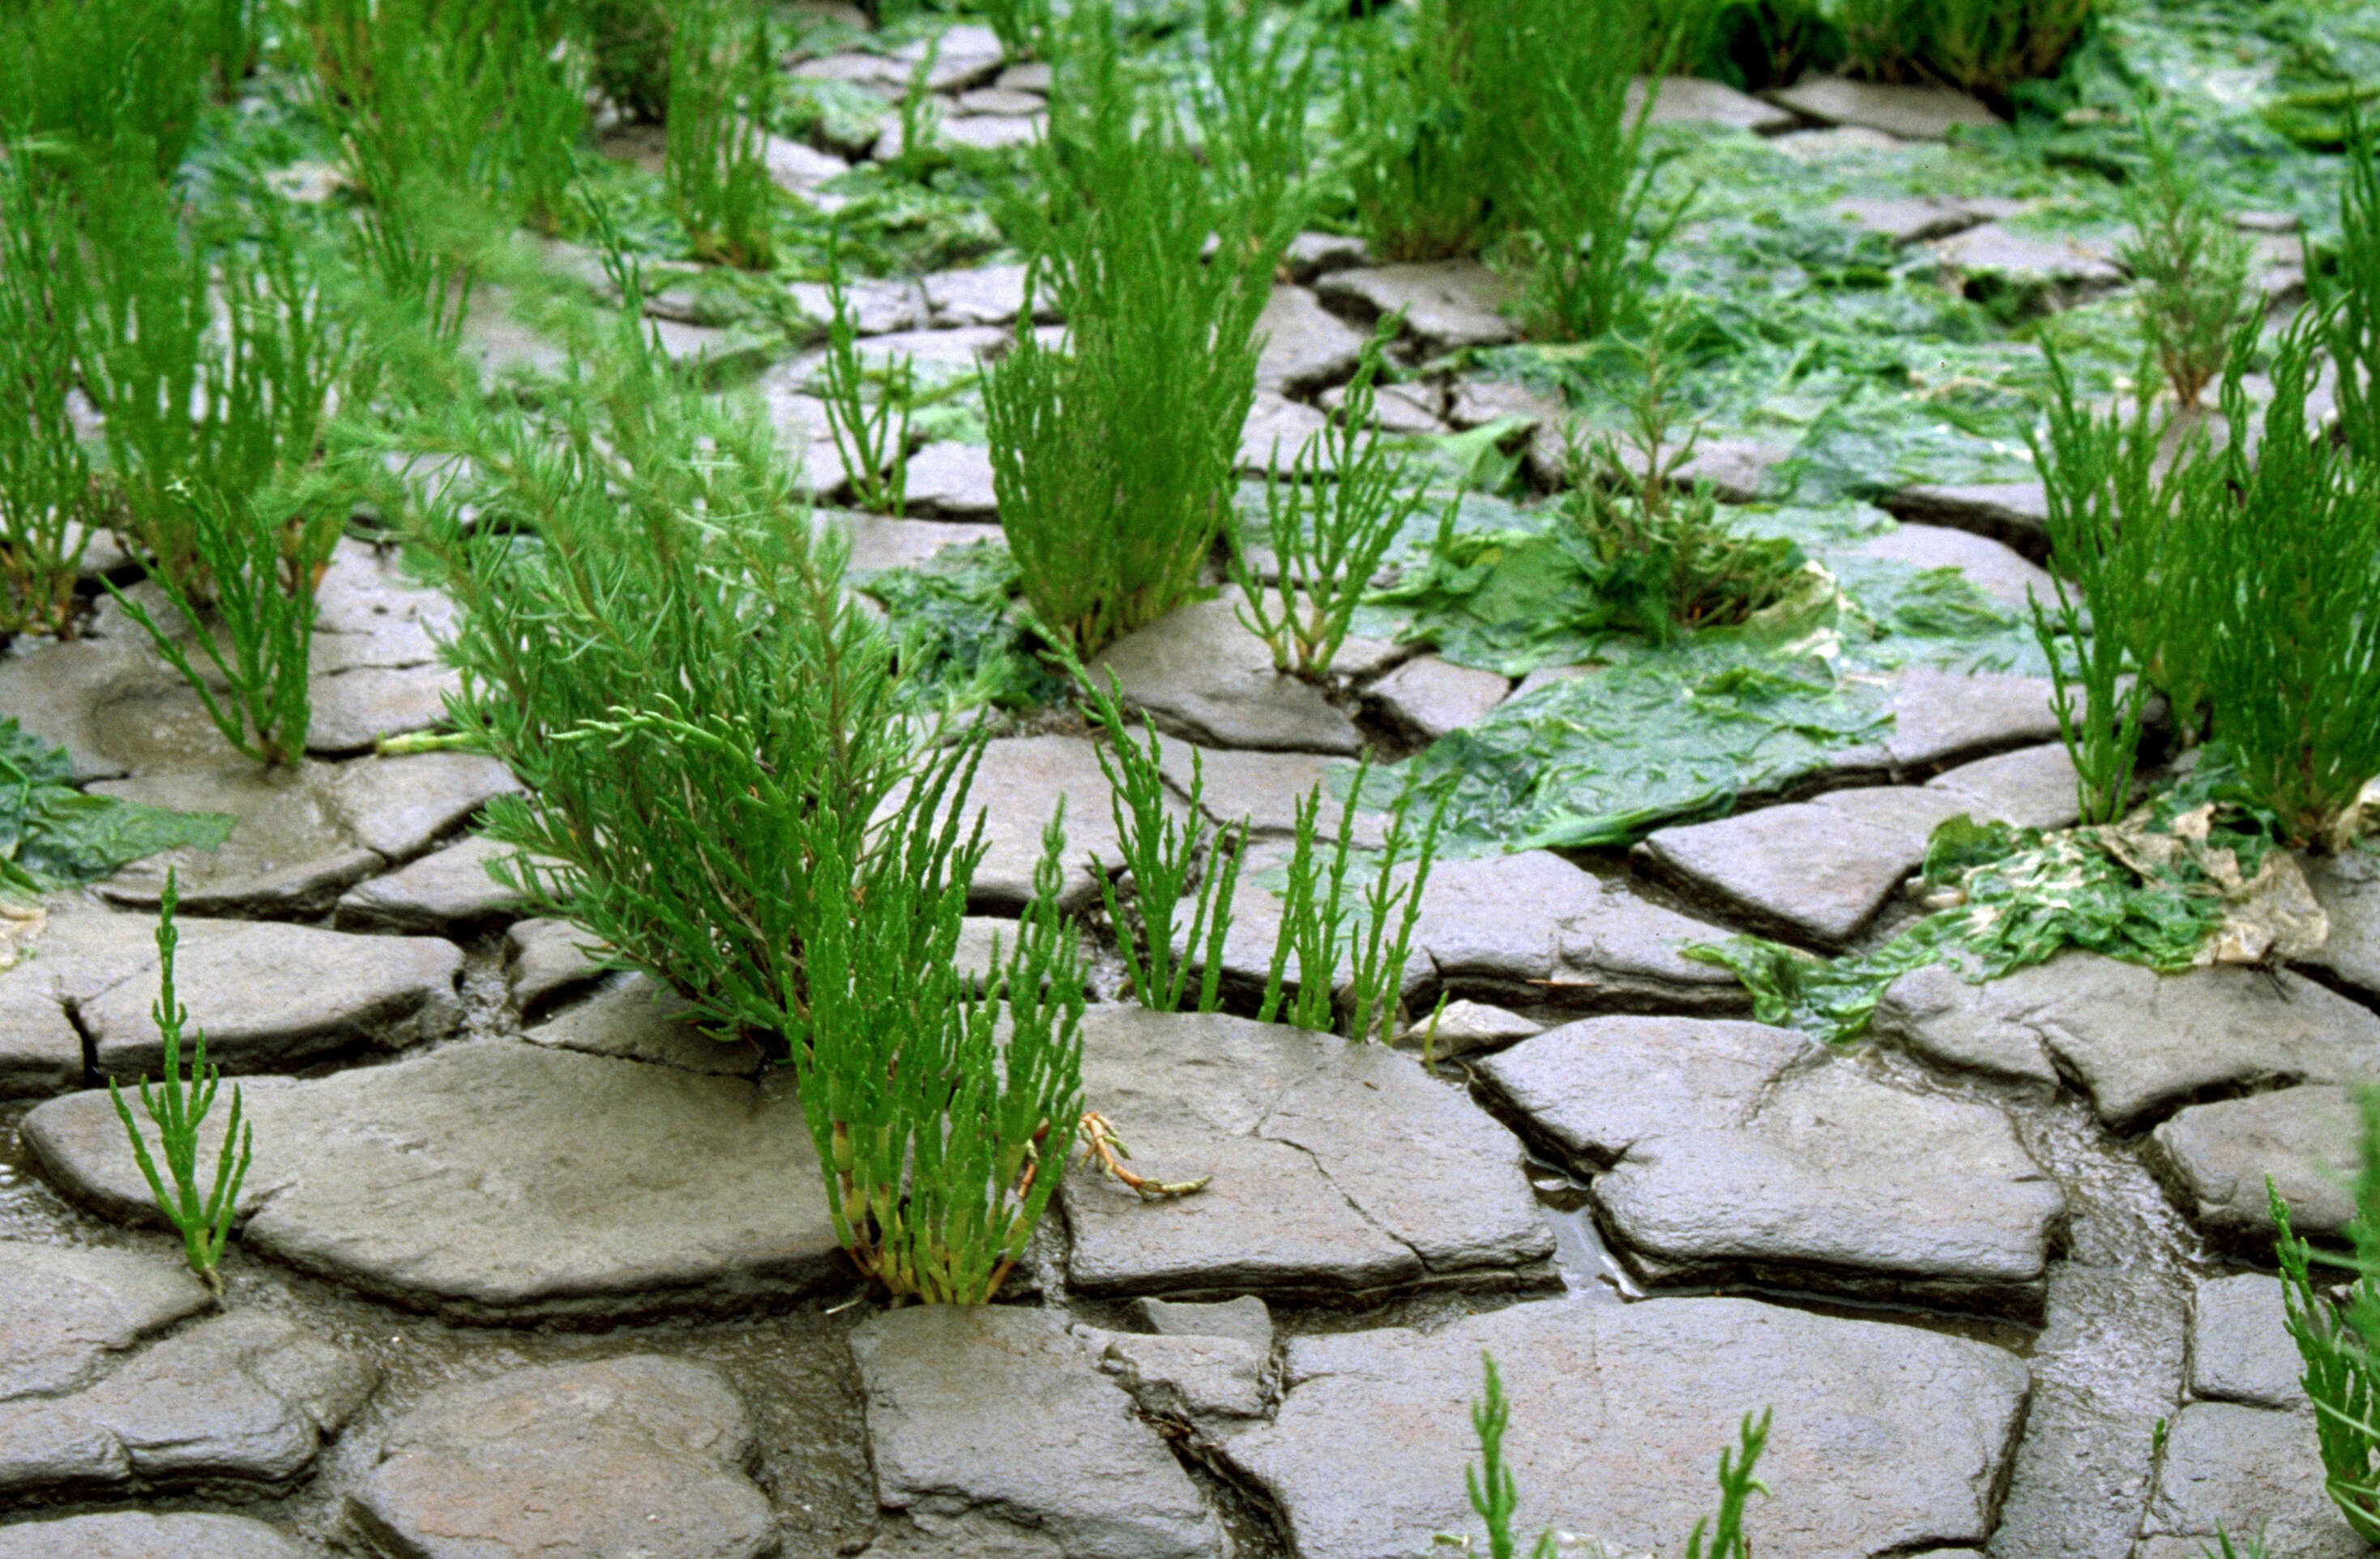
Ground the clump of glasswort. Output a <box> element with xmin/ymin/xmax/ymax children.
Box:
<box><xmin>302</xmin><ymin>0</ymin><xmax>589</xmax><ymax>245</ymax></box>
<box><xmin>407</xmin><ymin>244</ymin><xmax>1083</xmax><ymax>1303</ymax></box>
<box><xmin>1335</xmin><ymin>0</ymin><xmax>1686</xmax><ymax>338</ymax></box>
<box><xmin>983</xmin><ymin>0</ymin><xmax>1287</xmax><ymax>656</ymax></box>
<box><xmin>0</xmin><ymin>153</ymin><xmax>95</xmax><ymax>638</ymax></box>
<box><xmin>2196</xmin><ymin>311</ymin><xmax>2380</xmax><ymax>851</ymax></box>
<box><xmin>2026</xmin><ymin>293</ymin><xmax>2380</xmax><ymax>848</ymax></box>
<box><xmin>109</xmin><ymin>870</ymin><xmax>255</xmax><ymax>1300</ymax></box>
<box><xmin>1835</xmin><ymin>0</ymin><xmax>2096</xmax><ymax>105</ymax></box>
<box><xmin>69</xmin><ymin>176</ymin><xmax>355</xmax><ymax>601</ymax></box>
<box><xmin>2321</xmin><ymin>105</ymin><xmax>2380</xmax><ymax>465</ymax></box>
<box><xmin>664</xmin><ymin>0</ymin><xmax>777</xmax><ymax>268</ymax></box>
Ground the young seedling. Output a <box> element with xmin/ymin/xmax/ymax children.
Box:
<box><xmin>1463</xmin><ymin>1352</ymin><xmax>1555</xmax><ymax>1559</ymax></box>
<box><xmin>109</xmin><ymin>870</ymin><xmax>254</xmax><ymax>1300</ymax></box>
<box><xmin>1454</xmin><ymin>1352</ymin><xmax>1772</xmax><ymax>1558</ymax></box>
<box><xmin>1561</xmin><ymin>297</ymin><xmax>1803</xmax><ymax>639</ymax></box>
<box><xmin>103</xmin><ymin>483</ymin><xmax>339</xmax><ymax>768</ymax></box>
<box><xmin>2118</xmin><ymin>103</ymin><xmax>2256</xmax><ymax>408</ymax></box>
<box><xmin>820</xmin><ymin>260</ymin><xmax>915</xmax><ymax>516</ymax></box>
<box><xmin>1079</xmin><ymin>670</ymin><xmax>1244</xmax><ymax>1014</ymax></box>
<box><xmin>1684</xmin><ymin>1407</ymin><xmax>1774</xmax><ymax>1559</ymax></box>
<box><xmin>1231</xmin><ymin>327</ymin><xmax>1435</xmax><ymax>678</ymax></box>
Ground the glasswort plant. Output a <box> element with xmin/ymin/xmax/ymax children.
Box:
<box><xmin>102</xmin><ymin>483</ymin><xmax>340</xmax><ymax>768</ymax></box>
<box><xmin>1231</xmin><ymin>331</ymin><xmax>1436</xmax><ymax>678</ymax></box>
<box><xmin>2118</xmin><ymin>104</ymin><xmax>2256</xmax><ymax>408</ymax></box>
<box><xmin>2273</xmin><ymin>1092</ymin><xmax>2380</xmax><ymax>1542</ymax></box>
<box><xmin>109</xmin><ymin>870</ymin><xmax>254</xmax><ymax>1299</ymax></box>
<box><xmin>820</xmin><ymin>262</ymin><xmax>915</xmax><ymax>516</ymax></box>
<box><xmin>984</xmin><ymin>0</ymin><xmax>1276</xmax><ymax>656</ymax></box>
<box><xmin>1080</xmin><ymin>672</ymin><xmax>1244</xmax><ymax>1014</ymax></box>
<box><xmin>1259</xmin><ymin>761</ymin><xmax>1442</xmax><ymax>1043</ymax></box>
<box><xmin>2198</xmin><ymin>312</ymin><xmax>2380</xmax><ymax>850</ymax></box>
<box><xmin>665</xmin><ymin>0</ymin><xmax>777</xmax><ymax>268</ymax></box>
<box><xmin>0</xmin><ymin>154</ymin><xmax>95</xmax><ymax>637</ymax></box>
<box><xmin>2322</xmin><ymin>105</ymin><xmax>2380</xmax><ymax>465</ymax></box>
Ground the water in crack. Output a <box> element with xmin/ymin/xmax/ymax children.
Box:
<box><xmin>1985</xmin><ymin>1090</ymin><xmax>2225</xmax><ymax>1559</ymax></box>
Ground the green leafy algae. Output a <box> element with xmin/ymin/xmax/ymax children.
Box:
<box><xmin>1373</xmin><ymin>501</ymin><xmax>2051</xmax><ymax>852</ymax></box>
<box><xmin>861</xmin><ymin>540</ymin><xmax>1069</xmax><ymax>712</ymax></box>
<box><xmin>0</xmin><ymin>722</ymin><xmax>234</xmax><ymax>900</ymax></box>
<box><xmin>1686</xmin><ymin>753</ymin><xmax>2298</xmax><ymax>1043</ymax></box>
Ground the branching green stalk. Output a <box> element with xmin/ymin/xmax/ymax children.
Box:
<box><xmin>1466</xmin><ymin>1353</ymin><xmax>1557</xmax><ymax>1559</ymax></box>
<box><xmin>2274</xmin><ymin>1091</ymin><xmax>2380</xmax><ymax>1542</ymax></box>
<box><xmin>1346</xmin><ymin>786</ymin><xmax>1440</xmax><ymax>1045</ymax></box>
<box><xmin>1230</xmin><ymin>329</ymin><xmax>1433</xmax><ymax>677</ymax></box>
<box><xmin>1259</xmin><ymin>780</ymin><xmax>1354</xmax><ymax>1033</ymax></box>
<box><xmin>2118</xmin><ymin>101</ymin><xmax>2256</xmax><ymax>409</ymax></box>
<box><xmin>1259</xmin><ymin>761</ymin><xmax>1442</xmax><ymax>1041</ymax></box>
<box><xmin>1684</xmin><ymin>1409</ymin><xmax>1774</xmax><ymax>1559</ymax></box>
<box><xmin>821</xmin><ymin>257</ymin><xmax>914</xmax><ymax>516</ymax></box>
<box><xmin>109</xmin><ymin>869</ymin><xmax>254</xmax><ymax>1300</ymax></box>
<box><xmin>1080</xmin><ymin>673</ymin><xmax>1244</xmax><ymax>1014</ymax></box>
<box><xmin>102</xmin><ymin>483</ymin><xmax>338</xmax><ymax>768</ymax></box>
<box><xmin>891</xmin><ymin>39</ymin><xmax>945</xmax><ymax>179</ymax></box>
